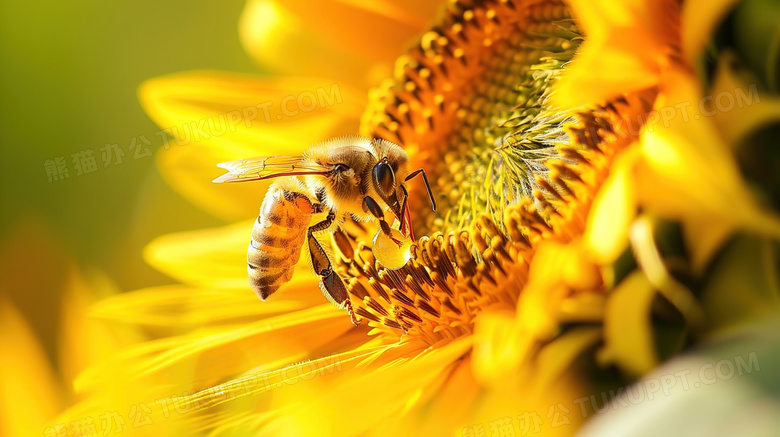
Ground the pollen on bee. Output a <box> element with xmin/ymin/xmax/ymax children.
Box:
<box><xmin>372</xmin><ymin>227</ymin><xmax>412</xmax><ymax>270</ymax></box>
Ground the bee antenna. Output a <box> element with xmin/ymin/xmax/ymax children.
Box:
<box><xmin>404</xmin><ymin>169</ymin><xmax>436</xmax><ymax>211</ymax></box>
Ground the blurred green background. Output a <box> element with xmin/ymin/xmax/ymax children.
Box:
<box><xmin>0</xmin><ymin>0</ymin><xmax>259</xmax><ymax>355</ymax></box>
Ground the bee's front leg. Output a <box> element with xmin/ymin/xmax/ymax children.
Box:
<box><xmin>307</xmin><ymin>211</ymin><xmax>359</xmax><ymax>326</ymax></box>
<box><xmin>362</xmin><ymin>196</ymin><xmax>404</xmax><ymax>247</ymax></box>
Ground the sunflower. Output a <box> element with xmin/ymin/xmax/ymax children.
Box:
<box><xmin>0</xmin><ymin>220</ymin><xmax>142</xmax><ymax>437</ymax></box>
<box><xmin>54</xmin><ymin>0</ymin><xmax>780</xmax><ymax>435</ymax></box>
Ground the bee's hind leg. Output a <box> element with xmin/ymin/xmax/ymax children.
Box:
<box><xmin>307</xmin><ymin>211</ymin><xmax>360</xmax><ymax>326</ymax></box>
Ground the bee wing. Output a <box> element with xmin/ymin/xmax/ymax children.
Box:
<box><xmin>212</xmin><ymin>156</ymin><xmax>332</xmax><ymax>183</ymax></box>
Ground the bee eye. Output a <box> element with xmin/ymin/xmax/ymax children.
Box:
<box><xmin>373</xmin><ymin>161</ymin><xmax>396</xmax><ymax>197</ymax></box>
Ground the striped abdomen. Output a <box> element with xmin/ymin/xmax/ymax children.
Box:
<box><xmin>248</xmin><ymin>181</ymin><xmax>315</xmax><ymax>300</ymax></box>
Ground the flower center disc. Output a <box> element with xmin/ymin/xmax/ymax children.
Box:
<box><xmin>338</xmin><ymin>0</ymin><xmax>588</xmax><ymax>342</ymax></box>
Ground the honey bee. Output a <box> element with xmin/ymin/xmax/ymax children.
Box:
<box><xmin>213</xmin><ymin>136</ymin><xmax>436</xmax><ymax>324</ymax></box>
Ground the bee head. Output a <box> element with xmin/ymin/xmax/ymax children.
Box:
<box><xmin>370</xmin><ymin>146</ymin><xmax>413</xmax><ymax>237</ymax></box>
<box><xmin>370</xmin><ymin>140</ymin><xmax>436</xmax><ymax>240</ymax></box>
<box><xmin>314</xmin><ymin>138</ymin><xmax>408</xmax><ymax>215</ymax></box>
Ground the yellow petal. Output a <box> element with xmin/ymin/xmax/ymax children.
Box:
<box><xmin>637</xmin><ymin>69</ymin><xmax>780</xmax><ymax>238</ymax></box>
<box><xmin>395</xmin><ymin>357</ymin><xmax>481</xmax><ymax>435</ymax></box>
<box><xmin>139</xmin><ymin>71</ymin><xmax>363</xmax><ymax>219</ymax></box>
<box><xmin>682</xmin><ymin>0</ymin><xmax>742</xmax><ymax>66</ymax></box>
<box><xmin>58</xmin><ymin>269</ymin><xmax>139</xmax><ymax>393</ymax></box>
<box><xmin>565</xmin><ymin>0</ymin><xmax>663</xmax><ymax>43</ymax></box>
<box><xmin>531</xmin><ymin>325</ymin><xmax>601</xmax><ymax>392</ymax></box>
<box><xmin>90</xmin><ymin>283</ymin><xmax>323</xmax><ymax>329</ymax></box>
<box><xmin>144</xmin><ymin>220</ymin><xmax>254</xmax><ymax>288</ymax></box>
<box><xmin>700</xmin><ymin>235</ymin><xmax>780</xmax><ymax>336</ymax></box>
<box><xmin>630</xmin><ymin>216</ymin><xmax>705</xmax><ymax>328</ymax></box>
<box><xmin>472</xmin><ymin>310</ymin><xmax>522</xmax><ymax>386</ymax></box>
<box><xmin>75</xmin><ymin>304</ymin><xmax>353</xmax><ymax>392</ymax></box>
<box><xmin>584</xmin><ymin>147</ymin><xmax>638</xmax><ymax>264</ymax></box>
<box><xmin>474</xmin><ymin>242</ymin><xmax>602</xmax><ymax>388</ymax></box>
<box><xmin>467</xmin><ymin>336</ymin><xmax>594</xmax><ymax>437</ymax></box>
<box><xmin>711</xmin><ymin>51</ymin><xmax>780</xmax><ymax>146</ymax></box>
<box><xmin>263</xmin><ymin>337</ymin><xmax>472</xmax><ymax>436</ymax></box>
<box><xmin>515</xmin><ymin>243</ymin><xmax>581</xmax><ymax>344</ymax></box>
<box><xmin>555</xmin><ymin>0</ymin><xmax>677</xmax><ymax>108</ymax></box>
<box><xmin>184</xmin><ymin>342</ymin><xmax>399</xmax><ymax>435</ymax></box>
<box><xmin>139</xmin><ymin>72</ymin><xmax>365</xmax><ymax>142</ymax></box>
<box><xmin>599</xmin><ymin>271</ymin><xmax>658</xmax><ymax>376</ymax></box>
<box><xmin>143</xmin><ymin>220</ymin><xmax>312</xmax><ymax>288</ymax></box>
<box><xmin>155</xmin><ymin>139</ymin><xmax>273</xmax><ymax>220</ymax></box>
<box><xmin>552</xmin><ymin>29</ymin><xmax>661</xmax><ymax>109</ymax></box>
<box><xmin>682</xmin><ymin>217</ymin><xmax>735</xmax><ymax>275</ymax></box>
<box><xmin>239</xmin><ymin>0</ymin><xmax>439</xmax><ymax>88</ymax></box>
<box><xmin>0</xmin><ymin>299</ymin><xmax>64</xmax><ymax>436</ymax></box>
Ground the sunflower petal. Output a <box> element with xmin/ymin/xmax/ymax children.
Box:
<box><xmin>682</xmin><ymin>217</ymin><xmax>735</xmax><ymax>275</ymax></box>
<box><xmin>89</xmin><ymin>284</ymin><xmax>322</xmax><ymax>329</ymax></box>
<box><xmin>585</xmin><ymin>147</ymin><xmax>638</xmax><ymax>264</ymax></box>
<box><xmin>262</xmin><ymin>337</ymin><xmax>472</xmax><ymax>436</ymax></box>
<box><xmin>394</xmin><ymin>357</ymin><xmax>480</xmax><ymax>435</ymax></box>
<box><xmin>0</xmin><ymin>300</ymin><xmax>64</xmax><ymax>436</ymax></box>
<box><xmin>552</xmin><ymin>30</ymin><xmax>661</xmax><ymax>109</ymax></box>
<box><xmin>700</xmin><ymin>235</ymin><xmax>780</xmax><ymax>335</ymax></box>
<box><xmin>682</xmin><ymin>0</ymin><xmax>742</xmax><ymax>65</ymax></box>
<box><xmin>143</xmin><ymin>220</ymin><xmax>256</xmax><ymax>288</ymax></box>
<box><xmin>143</xmin><ymin>220</ymin><xmax>315</xmax><ymax>288</ymax></box>
<box><xmin>57</xmin><ymin>269</ymin><xmax>139</xmax><ymax>393</ymax></box>
<box><xmin>711</xmin><ymin>52</ymin><xmax>780</xmax><ymax>146</ymax></box>
<box><xmin>599</xmin><ymin>271</ymin><xmax>658</xmax><ymax>376</ymax></box>
<box><xmin>472</xmin><ymin>310</ymin><xmax>522</xmax><ymax>386</ymax></box>
<box><xmin>532</xmin><ymin>326</ymin><xmax>602</xmax><ymax>392</ymax></box>
<box><xmin>139</xmin><ymin>71</ymin><xmax>363</xmax><ymax>219</ymax></box>
<box><xmin>155</xmin><ymin>141</ymin><xmax>274</xmax><ymax>220</ymax></box>
<box><xmin>637</xmin><ymin>70</ymin><xmax>780</xmax><ymax>239</ymax></box>
<box><xmin>75</xmin><ymin>304</ymin><xmax>353</xmax><ymax>392</ymax></box>
<box><xmin>555</xmin><ymin>0</ymin><xmax>677</xmax><ymax>108</ymax></box>
<box><xmin>239</xmin><ymin>0</ymin><xmax>439</xmax><ymax>88</ymax></box>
